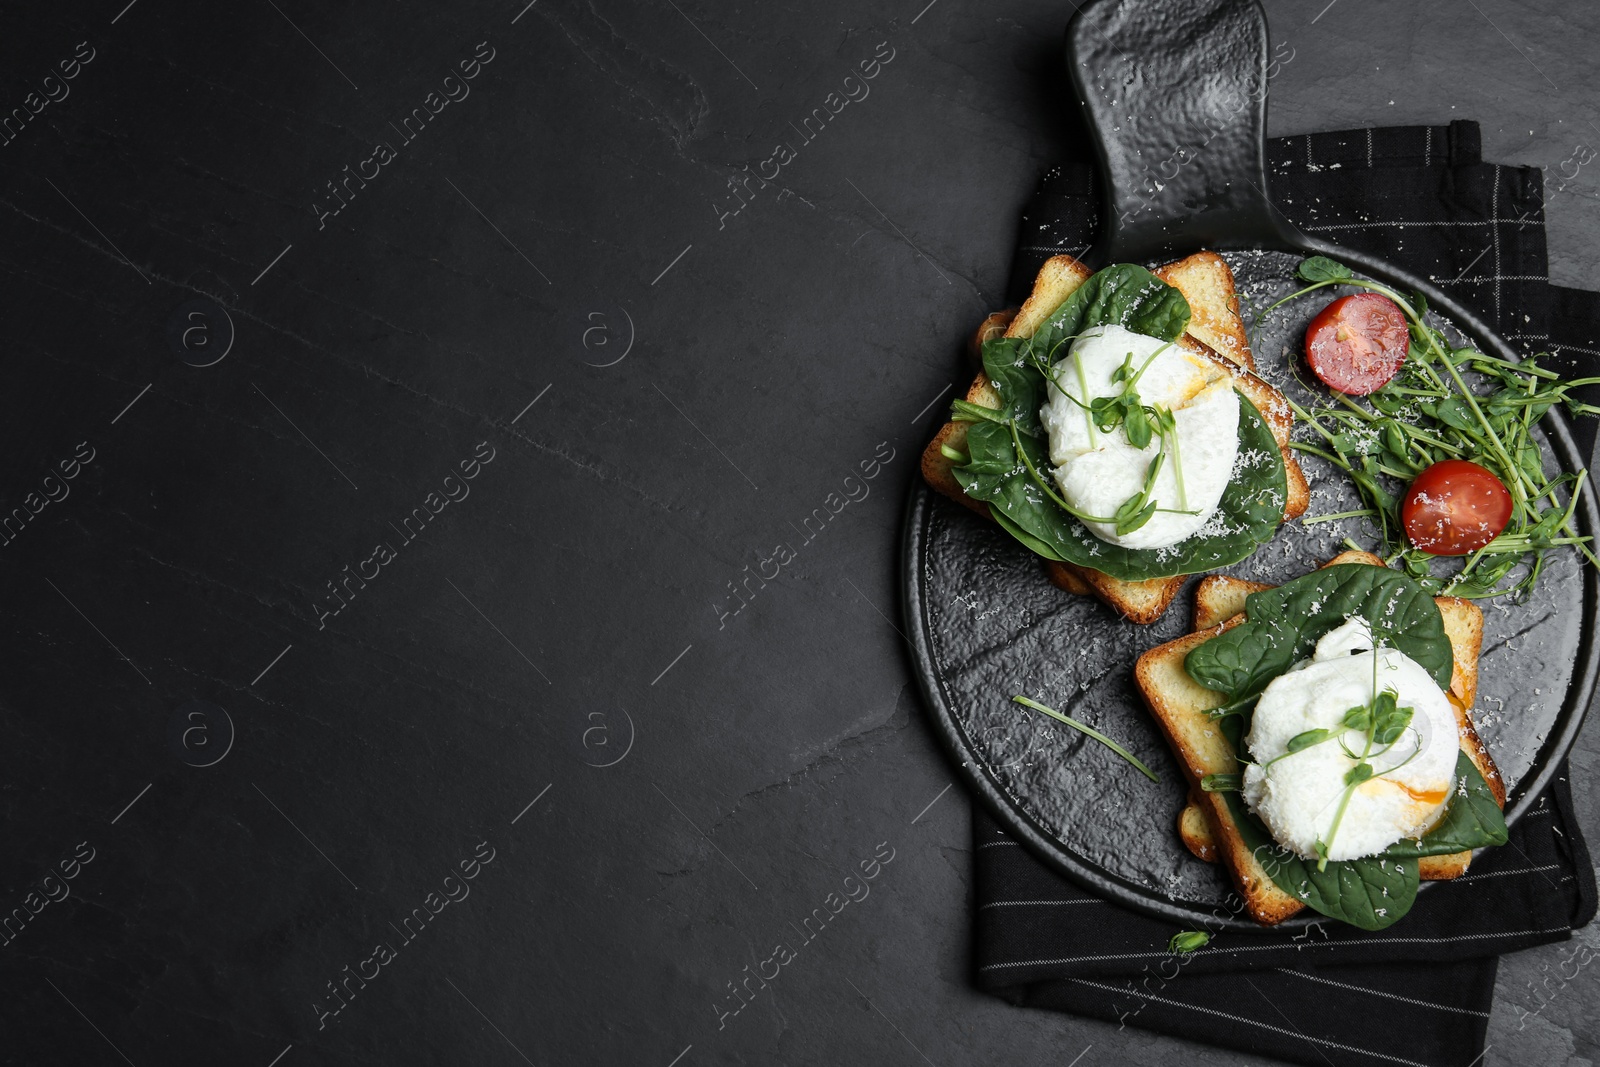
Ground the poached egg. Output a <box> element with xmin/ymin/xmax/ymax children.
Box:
<box><xmin>1039</xmin><ymin>324</ymin><xmax>1238</xmax><ymax>550</ymax></box>
<box><xmin>1241</xmin><ymin>618</ymin><xmax>1458</xmax><ymax>862</ymax></box>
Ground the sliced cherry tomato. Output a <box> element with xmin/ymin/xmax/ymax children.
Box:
<box><xmin>1305</xmin><ymin>292</ymin><xmax>1410</xmax><ymax>395</ymax></box>
<box><xmin>1401</xmin><ymin>459</ymin><xmax>1513</xmax><ymax>555</ymax></box>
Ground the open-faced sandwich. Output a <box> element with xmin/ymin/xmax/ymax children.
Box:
<box><xmin>922</xmin><ymin>253</ymin><xmax>1308</xmax><ymax>623</ymax></box>
<box><xmin>1135</xmin><ymin>551</ymin><xmax>1508</xmax><ymax>929</ymax></box>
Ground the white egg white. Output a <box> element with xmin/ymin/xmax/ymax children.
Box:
<box><xmin>1241</xmin><ymin>618</ymin><xmax>1459</xmax><ymax>862</ymax></box>
<box><xmin>1039</xmin><ymin>324</ymin><xmax>1239</xmax><ymax>550</ymax></box>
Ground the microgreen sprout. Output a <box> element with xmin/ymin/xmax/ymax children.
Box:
<box><xmin>1011</xmin><ymin>695</ymin><xmax>1160</xmax><ymax>782</ymax></box>
<box><xmin>1269</xmin><ymin>254</ymin><xmax>1600</xmax><ymax>600</ymax></box>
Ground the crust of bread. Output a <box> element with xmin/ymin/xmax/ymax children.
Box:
<box><xmin>968</xmin><ymin>309</ymin><xmax>1017</xmax><ymax>371</ymax></box>
<box><xmin>1178</xmin><ymin>795</ymin><xmax>1218</xmax><ymax>863</ymax></box>
<box><xmin>1042</xmin><ymin>562</ymin><xmax>1184</xmax><ymax>624</ymax></box>
<box><xmin>1154</xmin><ymin>252</ymin><xmax>1254</xmax><ymax>371</ymax></box>
<box><xmin>920</xmin><ymin>373</ymin><xmax>1008</xmax><ymax>519</ymax></box>
<box><xmin>1143</xmin><ymin>553</ymin><xmax>1503</xmax><ymax>924</ymax></box>
<box><xmin>1007</xmin><ymin>256</ymin><xmax>1099</xmax><ymax>338</ymax></box>
<box><xmin>1042</xmin><ymin>560</ymin><xmax>1095</xmax><ymax>597</ymax></box>
<box><xmin>918</xmin><ymin>252</ymin><xmax>1305</xmax><ymax>623</ymax></box>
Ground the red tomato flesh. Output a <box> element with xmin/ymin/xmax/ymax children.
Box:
<box><xmin>1305</xmin><ymin>292</ymin><xmax>1410</xmax><ymax>395</ymax></box>
<box><xmin>1401</xmin><ymin>460</ymin><xmax>1513</xmax><ymax>555</ymax></box>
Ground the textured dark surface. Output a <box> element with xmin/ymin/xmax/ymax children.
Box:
<box><xmin>2</xmin><ymin>1</ymin><xmax>1599</xmax><ymax>1065</ymax></box>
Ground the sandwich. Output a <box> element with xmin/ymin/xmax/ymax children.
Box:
<box><xmin>1135</xmin><ymin>551</ymin><xmax>1508</xmax><ymax>929</ymax></box>
<box><xmin>921</xmin><ymin>252</ymin><xmax>1308</xmax><ymax>623</ymax></box>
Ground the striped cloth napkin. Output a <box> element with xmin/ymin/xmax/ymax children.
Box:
<box><xmin>978</xmin><ymin>121</ymin><xmax>1598</xmax><ymax>1067</ymax></box>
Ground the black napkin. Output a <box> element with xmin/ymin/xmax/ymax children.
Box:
<box><xmin>978</xmin><ymin>121</ymin><xmax>1599</xmax><ymax>1067</ymax></box>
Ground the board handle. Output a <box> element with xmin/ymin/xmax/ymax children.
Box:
<box><xmin>1065</xmin><ymin>0</ymin><xmax>1304</xmax><ymax>265</ymax></box>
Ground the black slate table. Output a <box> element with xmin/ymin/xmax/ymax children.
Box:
<box><xmin>2</xmin><ymin>2</ymin><xmax>1597</xmax><ymax>1065</ymax></box>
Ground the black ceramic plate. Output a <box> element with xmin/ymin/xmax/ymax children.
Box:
<box><xmin>901</xmin><ymin>0</ymin><xmax>1600</xmax><ymax>931</ymax></box>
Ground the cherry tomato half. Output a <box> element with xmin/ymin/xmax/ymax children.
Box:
<box><xmin>1401</xmin><ymin>460</ymin><xmax>1513</xmax><ymax>556</ymax></box>
<box><xmin>1305</xmin><ymin>292</ymin><xmax>1410</xmax><ymax>395</ymax></box>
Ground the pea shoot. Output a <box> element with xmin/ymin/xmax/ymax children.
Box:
<box><xmin>1011</xmin><ymin>695</ymin><xmax>1160</xmax><ymax>782</ymax></box>
<box><xmin>1268</xmin><ymin>255</ymin><xmax>1600</xmax><ymax>599</ymax></box>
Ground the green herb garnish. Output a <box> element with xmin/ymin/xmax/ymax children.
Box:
<box><xmin>1267</xmin><ymin>255</ymin><xmax>1600</xmax><ymax>599</ymax></box>
<box><xmin>1070</xmin><ymin>346</ymin><xmax>1098</xmax><ymax>446</ymax></box>
<box><xmin>1156</xmin><ymin>405</ymin><xmax>1189</xmax><ymax>512</ymax></box>
<box><xmin>1011</xmin><ymin>695</ymin><xmax>1160</xmax><ymax>782</ymax></box>
<box><xmin>1091</xmin><ymin>348</ymin><xmax>1167</xmax><ymax>447</ymax></box>
<box><xmin>1024</xmin><ymin>340</ymin><xmax>1190</xmax><ymax>535</ymax></box>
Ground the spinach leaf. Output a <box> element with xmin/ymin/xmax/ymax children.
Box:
<box><xmin>1226</xmin><ymin>790</ymin><xmax>1420</xmax><ymax>931</ymax></box>
<box><xmin>951</xmin><ymin>420</ymin><xmax>1022</xmax><ymax>497</ymax></box>
<box><xmin>1296</xmin><ymin>256</ymin><xmax>1355</xmax><ymax>283</ymax></box>
<box><xmin>1184</xmin><ymin>565</ymin><xmax>1453</xmax><ymax>703</ymax></box>
<box><xmin>990</xmin><ymin>508</ymin><xmax>1067</xmax><ymax>563</ymax></box>
<box><xmin>980</xmin><ymin>336</ymin><xmax>1048</xmax><ymax>434</ymax></box>
<box><xmin>953</xmin><ymin>396</ymin><xmax>1287</xmax><ymax>581</ymax></box>
<box><xmin>1384</xmin><ymin>752</ymin><xmax>1509</xmax><ymax>858</ymax></box>
<box><xmin>1033</xmin><ymin>262</ymin><xmax>1192</xmax><ymax>344</ymax></box>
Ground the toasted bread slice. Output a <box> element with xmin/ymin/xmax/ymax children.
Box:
<box><xmin>919</xmin><ymin>252</ymin><xmax>1307</xmax><ymax>624</ymax></box>
<box><xmin>968</xmin><ymin>309</ymin><xmax>1018</xmax><ymax>371</ymax></box>
<box><xmin>1192</xmin><ymin>574</ymin><xmax>1275</xmax><ymax>630</ymax></box>
<box><xmin>1008</xmin><ymin>255</ymin><xmax>1099</xmax><ymax>337</ymax></box>
<box><xmin>921</xmin><ymin>373</ymin><xmax>1010</xmax><ymax>519</ymax></box>
<box><xmin>1154</xmin><ymin>252</ymin><xmax>1254</xmax><ymax>371</ymax></box>
<box><xmin>1044</xmin><ymin>564</ymin><xmax>1183</xmax><ymax>623</ymax></box>
<box><xmin>1139</xmin><ymin>553</ymin><xmax>1503</xmax><ymax>925</ymax></box>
